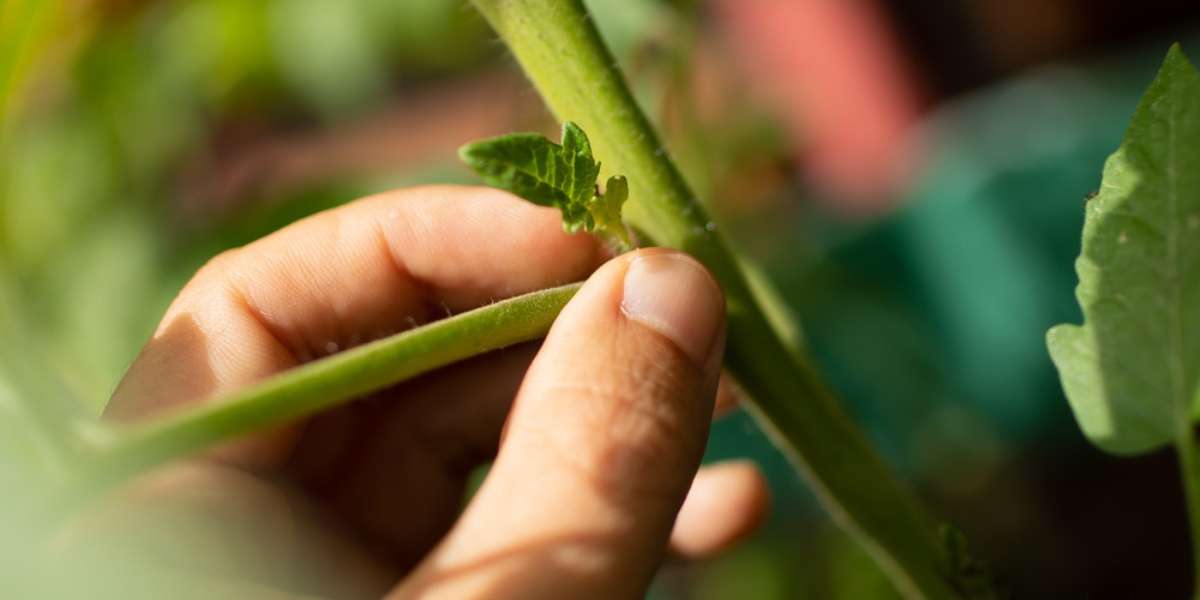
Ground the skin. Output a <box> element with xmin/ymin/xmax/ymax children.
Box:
<box><xmin>97</xmin><ymin>186</ymin><xmax>769</xmax><ymax>599</ymax></box>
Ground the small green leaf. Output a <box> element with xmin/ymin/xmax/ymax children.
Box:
<box><xmin>592</xmin><ymin>175</ymin><xmax>631</xmax><ymax>248</ymax></box>
<box><xmin>459</xmin><ymin>121</ymin><xmax>631</xmax><ymax>248</ymax></box>
<box><xmin>1047</xmin><ymin>45</ymin><xmax>1200</xmax><ymax>455</ymax></box>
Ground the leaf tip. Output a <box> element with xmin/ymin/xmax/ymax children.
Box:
<box><xmin>456</xmin><ymin>143</ymin><xmax>477</xmax><ymax>165</ymax></box>
<box><xmin>1159</xmin><ymin>42</ymin><xmax>1200</xmax><ymax>80</ymax></box>
<box><xmin>1045</xmin><ymin>323</ymin><xmax>1078</xmax><ymax>363</ymax></box>
<box><xmin>1167</xmin><ymin>42</ymin><xmax>1191</xmax><ymax>63</ymax></box>
<box><xmin>561</xmin><ymin>120</ymin><xmax>591</xmax><ymax>155</ymax></box>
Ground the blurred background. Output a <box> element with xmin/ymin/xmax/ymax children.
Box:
<box><xmin>2</xmin><ymin>0</ymin><xmax>1199</xmax><ymax>597</ymax></box>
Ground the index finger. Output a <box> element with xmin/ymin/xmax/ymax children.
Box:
<box><xmin>108</xmin><ymin>186</ymin><xmax>604</xmax><ymax>425</ymax></box>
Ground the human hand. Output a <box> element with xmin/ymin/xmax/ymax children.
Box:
<box><xmin>99</xmin><ymin>186</ymin><xmax>768</xmax><ymax>599</ymax></box>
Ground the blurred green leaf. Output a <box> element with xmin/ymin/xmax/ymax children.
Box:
<box><xmin>1048</xmin><ymin>45</ymin><xmax>1200</xmax><ymax>454</ymax></box>
<box><xmin>0</xmin><ymin>273</ymin><xmax>82</xmax><ymax>489</ymax></box>
<box><xmin>1</xmin><ymin>117</ymin><xmax>115</xmax><ymax>271</ymax></box>
<box><xmin>0</xmin><ymin>378</ymin><xmax>61</xmax><ymax>486</ymax></box>
<box><xmin>584</xmin><ymin>0</ymin><xmax>674</xmax><ymax>59</ymax></box>
<box><xmin>156</xmin><ymin>0</ymin><xmax>274</xmax><ymax>107</ymax></box>
<box><xmin>44</xmin><ymin>209</ymin><xmax>165</xmax><ymax>409</ymax></box>
<box><xmin>360</xmin><ymin>0</ymin><xmax>490</xmax><ymax>69</ymax></box>
<box><xmin>269</xmin><ymin>0</ymin><xmax>388</xmax><ymax>118</ymax></box>
<box><xmin>0</xmin><ymin>0</ymin><xmax>64</xmax><ymax>125</ymax></box>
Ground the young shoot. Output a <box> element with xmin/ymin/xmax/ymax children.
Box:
<box><xmin>459</xmin><ymin>121</ymin><xmax>634</xmax><ymax>251</ymax></box>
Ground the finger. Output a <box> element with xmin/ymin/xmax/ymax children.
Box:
<box><xmin>397</xmin><ymin>249</ymin><xmax>726</xmax><ymax>599</ymax></box>
<box><xmin>668</xmin><ymin>461</ymin><xmax>770</xmax><ymax>560</ymax></box>
<box><xmin>108</xmin><ymin>186</ymin><xmax>603</xmax><ymax>464</ymax></box>
<box><xmin>287</xmin><ymin>342</ymin><xmax>541</xmax><ymax>493</ymax></box>
<box><xmin>289</xmin><ymin>349</ymin><xmax>740</xmax><ymax>567</ymax></box>
<box><xmin>713</xmin><ymin>374</ymin><xmax>744</xmax><ymax>419</ymax></box>
<box><xmin>284</xmin><ymin>342</ymin><xmax>542</xmax><ymax>568</ymax></box>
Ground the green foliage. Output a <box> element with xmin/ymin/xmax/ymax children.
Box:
<box><xmin>1047</xmin><ymin>45</ymin><xmax>1200</xmax><ymax>455</ymax></box>
<box><xmin>459</xmin><ymin>121</ymin><xmax>633</xmax><ymax>249</ymax></box>
<box><xmin>271</xmin><ymin>0</ymin><xmax>389</xmax><ymax>117</ymax></box>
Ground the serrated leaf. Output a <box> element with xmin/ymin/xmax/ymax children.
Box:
<box><xmin>1047</xmin><ymin>45</ymin><xmax>1200</xmax><ymax>455</ymax></box>
<box><xmin>458</xmin><ymin>121</ymin><xmax>601</xmax><ymax>231</ymax></box>
<box><xmin>459</xmin><ymin>121</ymin><xmax>631</xmax><ymax>248</ymax></box>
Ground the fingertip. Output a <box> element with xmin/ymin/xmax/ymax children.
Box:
<box><xmin>669</xmin><ymin>461</ymin><xmax>771</xmax><ymax>559</ymax></box>
<box><xmin>619</xmin><ymin>250</ymin><xmax>726</xmax><ymax>368</ymax></box>
<box><xmin>406</xmin><ymin>249</ymin><xmax>729</xmax><ymax>597</ymax></box>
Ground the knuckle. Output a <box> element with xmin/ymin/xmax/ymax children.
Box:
<box><xmin>169</xmin><ymin>246</ymin><xmax>250</xmax><ymax>316</ymax></box>
<box><xmin>192</xmin><ymin>246</ymin><xmax>244</xmax><ymax>286</ymax></box>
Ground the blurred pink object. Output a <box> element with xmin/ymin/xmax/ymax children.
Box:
<box><xmin>713</xmin><ymin>0</ymin><xmax>925</xmax><ymax>214</ymax></box>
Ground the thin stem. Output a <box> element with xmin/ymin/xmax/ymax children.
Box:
<box><xmin>72</xmin><ymin>283</ymin><xmax>581</xmax><ymax>494</ymax></box>
<box><xmin>1177</xmin><ymin>424</ymin><xmax>1200</xmax><ymax>599</ymax></box>
<box><xmin>469</xmin><ymin>1</ymin><xmax>958</xmax><ymax>597</ymax></box>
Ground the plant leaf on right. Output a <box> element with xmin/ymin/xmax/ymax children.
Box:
<box><xmin>1048</xmin><ymin>44</ymin><xmax>1200</xmax><ymax>454</ymax></box>
<box><xmin>1047</xmin><ymin>43</ymin><xmax>1200</xmax><ymax>593</ymax></box>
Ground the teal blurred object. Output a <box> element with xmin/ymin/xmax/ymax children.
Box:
<box><xmin>817</xmin><ymin>42</ymin><xmax>1189</xmax><ymax>449</ymax></box>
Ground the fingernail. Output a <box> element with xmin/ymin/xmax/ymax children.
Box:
<box><xmin>621</xmin><ymin>253</ymin><xmax>724</xmax><ymax>365</ymax></box>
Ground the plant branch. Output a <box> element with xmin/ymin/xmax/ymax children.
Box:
<box><xmin>72</xmin><ymin>283</ymin><xmax>581</xmax><ymax>494</ymax></box>
<box><xmin>469</xmin><ymin>1</ymin><xmax>959</xmax><ymax>597</ymax></box>
<box><xmin>1177</xmin><ymin>421</ymin><xmax>1200</xmax><ymax>600</ymax></box>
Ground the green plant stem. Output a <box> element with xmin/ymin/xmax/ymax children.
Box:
<box><xmin>72</xmin><ymin>283</ymin><xmax>581</xmax><ymax>494</ymax></box>
<box><xmin>1177</xmin><ymin>423</ymin><xmax>1200</xmax><ymax>599</ymax></box>
<box><xmin>469</xmin><ymin>1</ymin><xmax>957</xmax><ymax>597</ymax></box>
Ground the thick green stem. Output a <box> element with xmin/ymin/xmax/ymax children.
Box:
<box><xmin>469</xmin><ymin>1</ymin><xmax>957</xmax><ymax>597</ymax></box>
<box><xmin>72</xmin><ymin>283</ymin><xmax>581</xmax><ymax>494</ymax></box>
<box><xmin>1176</xmin><ymin>425</ymin><xmax>1200</xmax><ymax>599</ymax></box>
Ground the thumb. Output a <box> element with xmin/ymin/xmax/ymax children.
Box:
<box><xmin>397</xmin><ymin>249</ymin><xmax>726</xmax><ymax>599</ymax></box>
